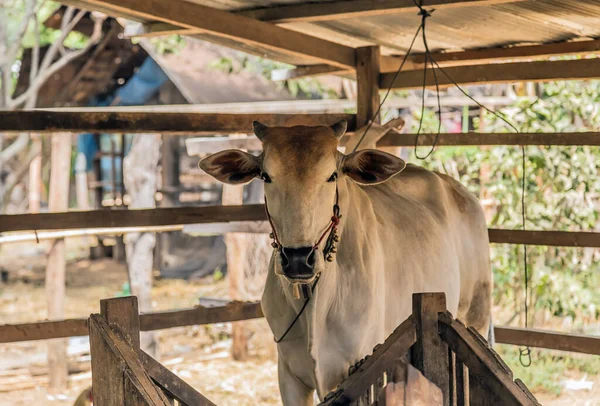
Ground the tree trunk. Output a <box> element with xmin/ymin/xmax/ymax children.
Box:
<box><xmin>123</xmin><ymin>134</ymin><xmax>161</xmax><ymax>356</ymax></box>
<box><xmin>222</xmin><ymin>183</ymin><xmax>248</xmax><ymax>361</ymax></box>
<box><xmin>45</xmin><ymin>133</ymin><xmax>71</xmax><ymax>393</ymax></box>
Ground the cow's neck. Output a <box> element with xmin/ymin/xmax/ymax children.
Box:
<box><xmin>264</xmin><ymin>178</ymin><xmax>381</xmax><ymax>395</ymax></box>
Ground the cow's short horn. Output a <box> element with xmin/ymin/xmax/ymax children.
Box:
<box><xmin>253</xmin><ymin>121</ymin><xmax>268</xmax><ymax>141</ymax></box>
<box><xmin>330</xmin><ymin>120</ymin><xmax>347</xmax><ymax>139</ymax></box>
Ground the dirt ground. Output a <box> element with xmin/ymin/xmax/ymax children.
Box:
<box><xmin>0</xmin><ymin>239</ymin><xmax>598</xmax><ymax>405</ymax></box>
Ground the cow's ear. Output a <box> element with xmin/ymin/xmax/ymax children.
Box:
<box><xmin>199</xmin><ymin>149</ymin><xmax>260</xmax><ymax>185</ymax></box>
<box><xmin>342</xmin><ymin>149</ymin><xmax>406</xmax><ymax>185</ymax></box>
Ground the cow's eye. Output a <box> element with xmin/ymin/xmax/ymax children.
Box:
<box><xmin>261</xmin><ymin>172</ymin><xmax>272</xmax><ymax>183</ymax></box>
<box><xmin>327</xmin><ymin>172</ymin><xmax>338</xmax><ymax>182</ymax></box>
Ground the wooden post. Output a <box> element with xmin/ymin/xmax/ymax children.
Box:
<box><xmin>45</xmin><ymin>133</ymin><xmax>71</xmax><ymax>393</ymax></box>
<box><xmin>123</xmin><ymin>134</ymin><xmax>161</xmax><ymax>357</ymax></box>
<box><xmin>412</xmin><ymin>292</ymin><xmax>451</xmax><ymax>406</ymax></box>
<box><xmin>356</xmin><ymin>46</ymin><xmax>381</xmax><ymax>128</ymax></box>
<box><xmin>100</xmin><ymin>296</ymin><xmax>141</xmax><ymax>350</ymax></box>
<box><xmin>90</xmin><ymin>296</ymin><xmax>171</xmax><ymax>405</ymax></box>
<box><xmin>222</xmin><ymin>183</ymin><xmax>248</xmax><ymax>361</ymax></box>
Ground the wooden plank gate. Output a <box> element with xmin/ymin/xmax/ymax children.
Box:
<box><xmin>320</xmin><ymin>293</ymin><xmax>540</xmax><ymax>406</ymax></box>
<box><xmin>89</xmin><ymin>296</ymin><xmax>215</xmax><ymax>405</ymax></box>
<box><xmin>89</xmin><ymin>293</ymin><xmax>539</xmax><ymax>405</ymax></box>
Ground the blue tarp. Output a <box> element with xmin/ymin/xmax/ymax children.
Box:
<box><xmin>77</xmin><ymin>57</ymin><xmax>169</xmax><ymax>181</ymax></box>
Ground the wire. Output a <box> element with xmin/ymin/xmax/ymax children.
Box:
<box><xmin>351</xmin><ymin>20</ymin><xmax>423</xmax><ymax>152</ymax></box>
<box><xmin>351</xmin><ymin>0</ymin><xmax>533</xmax><ymax>367</ymax></box>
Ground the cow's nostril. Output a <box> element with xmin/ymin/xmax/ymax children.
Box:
<box><xmin>279</xmin><ymin>246</ymin><xmax>316</xmax><ymax>279</ymax></box>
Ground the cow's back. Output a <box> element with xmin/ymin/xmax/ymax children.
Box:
<box><xmin>358</xmin><ymin>164</ymin><xmax>492</xmax><ymax>335</ymax></box>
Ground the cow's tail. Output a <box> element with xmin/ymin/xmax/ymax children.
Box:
<box><xmin>488</xmin><ymin>313</ymin><xmax>495</xmax><ymax>347</ymax></box>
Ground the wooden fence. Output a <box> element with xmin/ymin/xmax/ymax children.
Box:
<box><xmin>86</xmin><ymin>294</ymin><xmax>541</xmax><ymax>405</ymax></box>
<box><xmin>1</xmin><ymin>299</ymin><xmax>599</xmax><ymax>357</ymax></box>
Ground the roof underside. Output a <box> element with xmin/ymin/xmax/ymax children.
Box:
<box><xmin>72</xmin><ymin>0</ymin><xmax>600</xmax><ymax>62</ymax></box>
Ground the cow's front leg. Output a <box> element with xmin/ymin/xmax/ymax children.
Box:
<box><xmin>278</xmin><ymin>357</ymin><xmax>315</xmax><ymax>406</ymax></box>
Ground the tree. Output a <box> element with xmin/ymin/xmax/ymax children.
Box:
<box><xmin>0</xmin><ymin>1</ymin><xmax>105</xmax><ymax>210</ymax></box>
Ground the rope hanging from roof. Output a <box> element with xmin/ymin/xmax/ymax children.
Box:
<box><xmin>351</xmin><ymin>0</ymin><xmax>532</xmax><ymax>367</ymax></box>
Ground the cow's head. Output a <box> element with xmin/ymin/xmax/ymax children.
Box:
<box><xmin>199</xmin><ymin>121</ymin><xmax>406</xmax><ymax>282</ymax></box>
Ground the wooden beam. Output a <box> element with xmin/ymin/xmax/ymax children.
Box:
<box><xmin>0</xmin><ymin>111</ymin><xmax>356</xmax><ymax>134</ymax></box>
<box><xmin>1</xmin><ymin>204</ymin><xmax>599</xmax><ymax>248</ymax></box>
<box><xmin>380</xmin><ymin>59</ymin><xmax>600</xmax><ymax>89</ymax></box>
<box><xmin>379</xmin><ymin>39</ymin><xmax>600</xmax><ymax>72</ymax></box>
<box><xmin>38</xmin><ymin>98</ymin><xmax>514</xmax><ymax>114</ymax></box>
<box><xmin>3</xmin><ymin>302</ymin><xmax>599</xmax><ymax>358</ymax></box>
<box><xmin>410</xmin><ymin>39</ymin><xmax>600</xmax><ymax>67</ymax></box>
<box><xmin>356</xmin><ymin>46</ymin><xmax>381</xmax><ymax>128</ymax></box>
<box><xmin>495</xmin><ymin>326</ymin><xmax>600</xmax><ymax>356</ymax></box>
<box><xmin>488</xmin><ymin>229</ymin><xmax>600</xmax><ymax>248</ymax></box>
<box><xmin>63</xmin><ymin>0</ymin><xmax>356</xmax><ymax>69</ymax></box>
<box><xmin>239</xmin><ymin>0</ymin><xmax>523</xmax><ymax>24</ymax></box>
<box><xmin>0</xmin><ymin>205</ymin><xmax>267</xmax><ymax>233</ymax></box>
<box><xmin>376</xmin><ymin>132</ymin><xmax>600</xmax><ymax>147</ymax></box>
<box><xmin>0</xmin><ymin>301</ymin><xmax>263</xmax><ymax>344</ymax></box>
<box><xmin>0</xmin><ymin>319</ymin><xmax>88</xmax><ymax>343</ymax></box>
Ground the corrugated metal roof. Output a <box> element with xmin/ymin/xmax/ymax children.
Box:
<box><xmin>69</xmin><ymin>0</ymin><xmax>600</xmax><ymax>63</ymax></box>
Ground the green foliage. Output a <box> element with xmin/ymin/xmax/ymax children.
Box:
<box><xmin>408</xmin><ymin>81</ymin><xmax>600</xmax><ymax>326</ymax></box>
<box><xmin>496</xmin><ymin>345</ymin><xmax>600</xmax><ymax>395</ymax></box>
<box><xmin>145</xmin><ymin>35</ymin><xmax>186</xmax><ymax>55</ymax></box>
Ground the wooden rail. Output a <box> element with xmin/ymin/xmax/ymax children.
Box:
<box><xmin>1</xmin><ymin>205</ymin><xmax>599</xmax><ymax>248</ymax></box>
<box><xmin>0</xmin><ymin>301</ymin><xmax>263</xmax><ymax>344</ymax></box>
<box><xmin>1</xmin><ymin>300</ymin><xmax>598</xmax><ymax>359</ymax></box>
<box><xmin>0</xmin><ymin>111</ymin><xmax>356</xmax><ymax>134</ymax></box>
<box><xmin>494</xmin><ymin>326</ymin><xmax>600</xmax><ymax>356</ymax></box>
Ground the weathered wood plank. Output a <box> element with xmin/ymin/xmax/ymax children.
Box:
<box><xmin>0</xmin><ymin>204</ymin><xmax>267</xmax><ymax>233</ymax></box>
<box><xmin>356</xmin><ymin>46</ymin><xmax>381</xmax><ymax>128</ymax></box>
<box><xmin>0</xmin><ymin>319</ymin><xmax>89</xmax><ymax>344</ymax></box>
<box><xmin>381</xmin><ymin>59</ymin><xmax>600</xmax><ymax>89</ymax></box>
<box><xmin>494</xmin><ymin>326</ymin><xmax>600</xmax><ymax>356</ymax></box>
<box><xmin>239</xmin><ymin>0</ymin><xmax>523</xmax><ymax>24</ymax></box>
<box><xmin>408</xmin><ymin>39</ymin><xmax>600</xmax><ymax>67</ymax></box>
<box><xmin>0</xmin><ymin>111</ymin><xmax>355</xmax><ymax>134</ymax></box>
<box><xmin>0</xmin><ymin>301</ymin><xmax>263</xmax><ymax>343</ymax></box>
<box><xmin>411</xmin><ymin>293</ymin><xmax>450</xmax><ymax>406</ymax></box>
<box><xmin>488</xmin><ymin>229</ymin><xmax>600</xmax><ymax>248</ymax></box>
<box><xmin>376</xmin><ymin>132</ymin><xmax>600</xmax><ymax>147</ymax></box>
<box><xmin>89</xmin><ymin>314</ymin><xmax>171</xmax><ymax>405</ymax></box>
<box><xmin>139</xmin><ymin>301</ymin><xmax>264</xmax><ymax>332</ymax></box>
<box><xmin>63</xmin><ymin>0</ymin><xmax>356</xmax><ymax>69</ymax></box>
<box><xmin>101</xmin><ymin>297</ymin><xmax>141</xmax><ymax>351</ymax></box>
<box><xmin>438</xmin><ymin>312</ymin><xmax>540</xmax><ymax>405</ymax></box>
<box><xmin>89</xmin><ymin>315</ymin><xmax>127</xmax><ymax>405</ymax></box>
<box><xmin>141</xmin><ymin>351</ymin><xmax>216</xmax><ymax>406</ymax></box>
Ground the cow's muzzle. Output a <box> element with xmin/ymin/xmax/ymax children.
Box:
<box><xmin>280</xmin><ymin>246</ymin><xmax>316</xmax><ymax>280</ymax></box>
